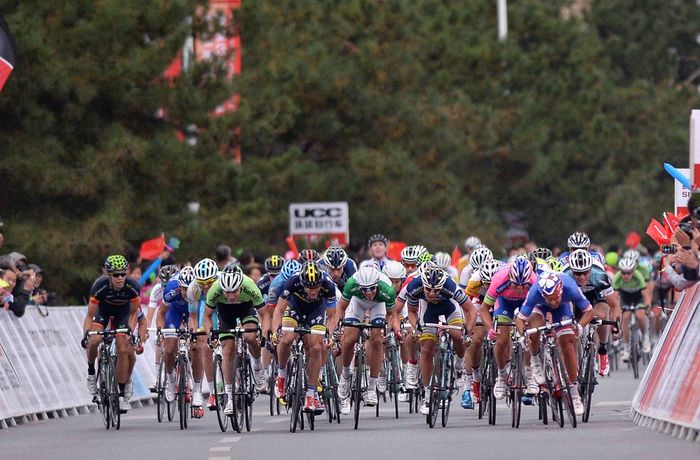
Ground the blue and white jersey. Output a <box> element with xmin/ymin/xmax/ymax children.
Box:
<box><xmin>401</xmin><ymin>276</ymin><xmax>468</xmax><ymax>308</ymax></box>
<box><xmin>518</xmin><ymin>273</ymin><xmax>592</xmax><ymax>320</ymax></box>
<box><xmin>162</xmin><ymin>279</ymin><xmax>189</xmax><ymax>316</ymax></box>
<box><xmin>319</xmin><ymin>258</ymin><xmax>358</xmax><ymax>291</ymax></box>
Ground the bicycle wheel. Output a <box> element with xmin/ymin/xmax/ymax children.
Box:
<box><xmin>108</xmin><ymin>354</ymin><xmax>121</xmax><ymax>430</ymax></box>
<box><xmin>269</xmin><ymin>357</ymin><xmax>279</xmax><ymax>416</ymax></box>
<box><xmin>353</xmin><ymin>350</ymin><xmax>364</xmax><ymax>430</ymax></box>
<box><xmin>213</xmin><ymin>354</ymin><xmax>229</xmax><ymax>432</ymax></box>
<box><xmin>554</xmin><ymin>348</ymin><xmax>577</xmax><ymax>428</ymax></box>
<box><xmin>97</xmin><ymin>358</ymin><xmax>110</xmax><ymax>430</ymax></box>
<box><xmin>244</xmin><ymin>360</ymin><xmax>254</xmax><ymax>432</ymax></box>
<box><xmin>548</xmin><ymin>353</ymin><xmax>564</xmax><ymax>428</ymax></box>
<box><xmin>156</xmin><ymin>359</ymin><xmax>166</xmax><ymax>423</ymax></box>
<box><xmin>581</xmin><ymin>346</ymin><xmax>595</xmax><ymax>423</ymax></box>
<box><xmin>630</xmin><ymin>327</ymin><xmax>640</xmax><ymax>379</ymax></box>
<box><xmin>441</xmin><ymin>353</ymin><xmax>454</xmax><ymax>428</ymax></box>
<box><xmin>488</xmin><ymin>350</ymin><xmax>497</xmax><ymax>426</ymax></box>
<box><xmin>390</xmin><ymin>350</ymin><xmax>401</xmax><ymax>419</ymax></box>
<box><xmin>177</xmin><ymin>357</ymin><xmax>188</xmax><ymax>430</ymax></box>
<box><xmin>428</xmin><ymin>352</ymin><xmax>442</xmax><ymax>428</ymax></box>
<box><xmin>289</xmin><ymin>357</ymin><xmax>302</xmax><ymax>433</ymax></box>
<box><xmin>230</xmin><ymin>353</ymin><xmax>243</xmax><ymax>433</ymax></box>
<box><xmin>511</xmin><ymin>348</ymin><xmax>523</xmax><ymax>429</ymax></box>
<box><xmin>539</xmin><ymin>392</ymin><xmax>549</xmax><ymax>425</ymax></box>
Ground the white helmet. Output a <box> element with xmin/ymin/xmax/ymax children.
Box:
<box><xmin>569</xmin><ymin>249</ymin><xmax>593</xmax><ymax>272</ymax></box>
<box><xmin>401</xmin><ymin>245</ymin><xmax>424</xmax><ymax>264</ymax></box>
<box><xmin>220</xmin><ymin>270</ymin><xmax>244</xmax><ymax>292</ymax></box>
<box><xmin>194</xmin><ymin>258</ymin><xmax>218</xmax><ymax>281</ymax></box>
<box><xmin>618</xmin><ymin>257</ymin><xmax>637</xmax><ymax>272</ymax></box>
<box><xmin>464</xmin><ymin>236</ymin><xmax>481</xmax><ymax>250</ymax></box>
<box><xmin>469</xmin><ymin>247</ymin><xmax>493</xmax><ymax>270</ymax></box>
<box><xmin>622</xmin><ymin>249</ymin><xmax>640</xmax><ymax>262</ymax></box>
<box><xmin>382</xmin><ymin>260</ymin><xmax>406</xmax><ymax>280</ymax></box>
<box><xmin>434</xmin><ymin>251</ymin><xmax>452</xmax><ymax>270</ymax></box>
<box><xmin>479</xmin><ymin>259</ymin><xmax>503</xmax><ymax>284</ymax></box>
<box><xmin>421</xmin><ymin>262</ymin><xmax>447</xmax><ymax>289</ymax></box>
<box><xmin>567</xmin><ymin>232</ymin><xmax>591</xmax><ymax>250</ymax></box>
<box><xmin>354</xmin><ymin>266</ymin><xmax>381</xmax><ymax>288</ymax></box>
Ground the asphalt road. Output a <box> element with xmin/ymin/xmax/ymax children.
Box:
<box><xmin>2</xmin><ymin>362</ymin><xmax>699</xmax><ymax>460</ymax></box>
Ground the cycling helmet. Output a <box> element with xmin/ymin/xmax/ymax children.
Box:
<box><xmin>220</xmin><ymin>270</ymin><xmax>244</xmax><ymax>292</ymax></box>
<box><xmin>568</xmin><ymin>249</ymin><xmax>593</xmax><ymax>272</ymax></box>
<box><xmin>421</xmin><ymin>262</ymin><xmax>448</xmax><ymax>289</ymax></box>
<box><xmin>434</xmin><ymin>252</ymin><xmax>452</xmax><ymax>270</ymax></box>
<box><xmin>418</xmin><ymin>251</ymin><xmax>434</xmax><ymax>264</ymax></box>
<box><xmin>264</xmin><ymin>255</ymin><xmax>284</xmax><ymax>274</ymax></box>
<box><xmin>469</xmin><ymin>247</ymin><xmax>493</xmax><ymax>270</ymax></box>
<box><xmin>567</xmin><ymin>232</ymin><xmax>591</xmax><ymax>250</ymax></box>
<box><xmin>545</xmin><ymin>256</ymin><xmax>564</xmax><ymax>273</ymax></box>
<box><xmin>281</xmin><ymin>259</ymin><xmax>302</xmax><ymax>278</ymax></box>
<box><xmin>367</xmin><ymin>233</ymin><xmax>389</xmax><ymax>247</ymax></box>
<box><xmin>299</xmin><ymin>248</ymin><xmax>320</xmax><ymax>263</ymax></box>
<box><xmin>382</xmin><ymin>260</ymin><xmax>406</xmax><ymax>280</ymax></box>
<box><xmin>508</xmin><ymin>256</ymin><xmax>532</xmax><ymax>285</ymax></box>
<box><xmin>354</xmin><ymin>265</ymin><xmax>381</xmax><ymax>288</ymax></box>
<box><xmin>299</xmin><ymin>261</ymin><xmax>324</xmax><ymax>288</ymax></box>
<box><xmin>104</xmin><ymin>255</ymin><xmax>128</xmax><ymax>273</ymax></box>
<box><xmin>618</xmin><ymin>257</ymin><xmax>637</xmax><ymax>272</ymax></box>
<box><xmin>221</xmin><ymin>261</ymin><xmax>243</xmax><ymax>274</ymax></box>
<box><xmin>464</xmin><ymin>236</ymin><xmax>481</xmax><ymax>250</ymax></box>
<box><xmin>529</xmin><ymin>247</ymin><xmax>553</xmax><ymax>263</ymax></box>
<box><xmin>194</xmin><ymin>258</ymin><xmax>218</xmax><ymax>282</ymax></box>
<box><xmin>622</xmin><ymin>249</ymin><xmax>640</xmax><ymax>262</ymax></box>
<box><xmin>401</xmin><ymin>245</ymin><xmax>423</xmax><ymax>264</ymax></box>
<box><xmin>178</xmin><ymin>266</ymin><xmax>195</xmax><ymax>287</ymax></box>
<box><xmin>323</xmin><ymin>246</ymin><xmax>348</xmax><ymax>270</ymax></box>
<box><xmin>538</xmin><ymin>272</ymin><xmax>563</xmax><ymax>297</ymax></box>
<box><xmin>158</xmin><ymin>265</ymin><xmax>179</xmax><ymax>286</ymax></box>
<box><xmin>479</xmin><ymin>259</ymin><xmax>503</xmax><ymax>284</ymax></box>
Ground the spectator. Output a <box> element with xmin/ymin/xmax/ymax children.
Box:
<box><xmin>0</xmin><ymin>255</ymin><xmax>17</xmax><ymax>273</ymax></box>
<box><xmin>27</xmin><ymin>263</ymin><xmax>48</xmax><ymax>305</ymax></box>
<box><xmin>215</xmin><ymin>244</ymin><xmax>234</xmax><ymax>270</ymax></box>
<box><xmin>1</xmin><ymin>266</ymin><xmax>33</xmax><ymax>317</ymax></box>
<box><xmin>9</xmin><ymin>252</ymin><xmax>27</xmax><ymax>271</ymax></box>
<box><xmin>664</xmin><ymin>194</ymin><xmax>700</xmax><ymax>290</ymax></box>
<box><xmin>245</xmin><ymin>263</ymin><xmax>264</xmax><ymax>283</ymax></box>
<box><xmin>0</xmin><ymin>278</ymin><xmax>10</xmax><ymax>309</ymax></box>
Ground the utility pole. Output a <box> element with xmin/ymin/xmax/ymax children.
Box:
<box><xmin>497</xmin><ymin>0</ymin><xmax>508</xmax><ymax>42</ymax></box>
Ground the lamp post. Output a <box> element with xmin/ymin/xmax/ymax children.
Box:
<box><xmin>497</xmin><ymin>0</ymin><xmax>508</xmax><ymax>42</ymax></box>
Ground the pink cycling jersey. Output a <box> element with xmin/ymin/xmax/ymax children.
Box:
<box><xmin>484</xmin><ymin>267</ymin><xmax>536</xmax><ymax>306</ymax></box>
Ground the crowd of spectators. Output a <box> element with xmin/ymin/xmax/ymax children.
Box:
<box><xmin>0</xmin><ymin>227</ymin><xmax>49</xmax><ymax>318</ymax></box>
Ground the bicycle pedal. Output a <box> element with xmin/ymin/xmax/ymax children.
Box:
<box><xmin>149</xmin><ymin>388</ymin><xmax>158</xmax><ymax>394</ymax></box>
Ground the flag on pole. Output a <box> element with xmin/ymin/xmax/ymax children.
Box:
<box><xmin>387</xmin><ymin>241</ymin><xmax>407</xmax><ymax>261</ymax></box>
<box><xmin>0</xmin><ymin>16</ymin><xmax>18</xmax><ymax>92</ymax></box>
<box><xmin>140</xmin><ymin>235</ymin><xmax>166</xmax><ymax>260</ymax></box>
<box><xmin>646</xmin><ymin>219</ymin><xmax>671</xmax><ymax>246</ymax></box>
<box><xmin>450</xmin><ymin>246</ymin><xmax>462</xmax><ymax>268</ymax></box>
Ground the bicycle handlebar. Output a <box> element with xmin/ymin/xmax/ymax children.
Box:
<box><xmin>281</xmin><ymin>326</ymin><xmax>325</xmax><ymax>335</ymax></box>
<box><xmin>525</xmin><ymin>319</ymin><xmax>573</xmax><ymax>336</ymax></box>
<box><xmin>343</xmin><ymin>322</ymin><xmax>385</xmax><ymax>330</ymax></box>
<box><xmin>424</xmin><ymin>322</ymin><xmax>463</xmax><ymax>331</ymax></box>
<box><xmin>87</xmin><ymin>328</ymin><xmax>131</xmax><ymax>336</ymax></box>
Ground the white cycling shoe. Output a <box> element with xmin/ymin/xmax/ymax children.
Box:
<box><xmin>493</xmin><ymin>377</ymin><xmax>507</xmax><ymax>400</ymax></box>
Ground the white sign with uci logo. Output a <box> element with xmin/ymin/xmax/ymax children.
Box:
<box><xmin>289</xmin><ymin>202</ymin><xmax>349</xmax><ymax>243</ymax></box>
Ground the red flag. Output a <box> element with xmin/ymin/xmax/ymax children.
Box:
<box><xmin>646</xmin><ymin>219</ymin><xmax>671</xmax><ymax>246</ymax></box>
<box><xmin>663</xmin><ymin>212</ymin><xmax>679</xmax><ymax>235</ymax></box>
<box><xmin>286</xmin><ymin>236</ymin><xmax>299</xmax><ymax>259</ymax></box>
<box><xmin>677</xmin><ymin>208</ymin><xmax>690</xmax><ymax>221</ymax></box>
<box><xmin>0</xmin><ymin>16</ymin><xmax>18</xmax><ymax>92</ymax></box>
<box><xmin>139</xmin><ymin>235</ymin><xmax>166</xmax><ymax>260</ymax></box>
<box><xmin>387</xmin><ymin>241</ymin><xmax>407</xmax><ymax>261</ymax></box>
<box><xmin>450</xmin><ymin>246</ymin><xmax>462</xmax><ymax>268</ymax></box>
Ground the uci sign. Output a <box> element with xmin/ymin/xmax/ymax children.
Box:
<box><xmin>289</xmin><ymin>202</ymin><xmax>349</xmax><ymax>245</ymax></box>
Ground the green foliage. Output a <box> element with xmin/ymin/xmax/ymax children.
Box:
<box><xmin>0</xmin><ymin>0</ymin><xmax>698</xmax><ymax>301</ymax></box>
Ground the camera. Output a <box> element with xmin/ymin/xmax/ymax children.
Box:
<box><xmin>661</xmin><ymin>245</ymin><xmax>678</xmax><ymax>254</ymax></box>
<box><xmin>679</xmin><ymin>221</ymin><xmax>694</xmax><ymax>236</ymax></box>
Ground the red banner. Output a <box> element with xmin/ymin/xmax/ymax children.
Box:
<box><xmin>140</xmin><ymin>235</ymin><xmax>166</xmax><ymax>260</ymax></box>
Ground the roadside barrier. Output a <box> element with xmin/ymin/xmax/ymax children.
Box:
<box><xmin>631</xmin><ymin>284</ymin><xmax>700</xmax><ymax>442</ymax></box>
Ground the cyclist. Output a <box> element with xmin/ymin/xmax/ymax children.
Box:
<box><xmin>359</xmin><ymin>234</ymin><xmax>392</xmax><ymax>270</ymax></box>
<box><xmin>257</xmin><ymin>255</ymin><xmax>284</xmax><ymax>385</ymax></box>
<box><xmin>332</xmin><ymin>266</ymin><xmax>398</xmax><ymax>413</ymax></box>
<box><xmin>146</xmin><ymin>264</ymin><xmax>178</xmax><ymax>390</ymax></box>
<box><xmin>613</xmin><ymin>257</ymin><xmax>652</xmax><ymax>359</ymax></box>
<box><xmin>186</xmin><ymin>258</ymin><xmax>219</xmax><ymax>414</ymax></box>
<box><xmin>204</xmin><ymin>269</ymin><xmax>268</xmax><ymax>414</ymax></box>
<box><xmin>434</xmin><ymin>251</ymin><xmax>458</xmax><ymax>281</ymax></box>
<box><xmin>457</xmin><ymin>236</ymin><xmax>482</xmax><ymax>273</ymax></box>
<box><xmin>515</xmin><ymin>272</ymin><xmax>595</xmax><ymax>416</ymax></box>
<box><xmin>459</xmin><ymin>246</ymin><xmax>493</xmax><ymax>292</ymax></box>
<box><xmin>320</xmin><ymin>246</ymin><xmax>358</xmax><ymax>291</ymax></box>
<box><xmin>273</xmin><ymin>261</ymin><xmax>337</xmax><ymax>413</ymax></box>
<box><xmin>480</xmin><ymin>256</ymin><xmax>536</xmax><ymax>400</ymax></box>
<box><xmin>558</xmin><ymin>232</ymin><xmax>605</xmax><ymax>267</ymax></box>
<box><xmin>402</xmin><ymin>262</ymin><xmax>474</xmax><ymax>415</ymax></box>
<box><xmin>461</xmin><ymin>258</ymin><xmax>503</xmax><ymax>408</ymax></box>
<box><xmin>299</xmin><ymin>248</ymin><xmax>321</xmax><ymax>263</ymax></box>
<box><xmin>83</xmin><ymin>255</ymin><xmax>145</xmax><ymax>413</ymax></box>
<box><xmin>563</xmin><ymin>249</ymin><xmax>622</xmax><ymax>376</ymax></box>
<box><xmin>158</xmin><ymin>266</ymin><xmax>196</xmax><ymax>403</ymax></box>
<box><xmin>400</xmin><ymin>245</ymin><xmax>426</xmax><ymax>276</ymax></box>
<box><xmin>266</xmin><ymin>259</ymin><xmax>303</xmax><ymax>310</ymax></box>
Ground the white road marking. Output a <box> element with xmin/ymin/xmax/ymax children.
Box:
<box><xmin>595</xmin><ymin>400</ymin><xmax>632</xmax><ymax>407</ymax></box>
<box><xmin>219</xmin><ymin>436</ymin><xmax>241</xmax><ymax>443</ymax></box>
<box><xmin>208</xmin><ymin>457</ymin><xmax>231</xmax><ymax>460</ymax></box>
<box><xmin>264</xmin><ymin>418</ymin><xmax>288</xmax><ymax>424</ymax></box>
<box><xmin>210</xmin><ymin>446</ymin><xmax>232</xmax><ymax>452</ymax></box>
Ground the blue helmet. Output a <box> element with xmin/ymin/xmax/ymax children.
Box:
<box><xmin>508</xmin><ymin>256</ymin><xmax>532</xmax><ymax>286</ymax></box>
<box><xmin>281</xmin><ymin>259</ymin><xmax>302</xmax><ymax>279</ymax></box>
<box><xmin>538</xmin><ymin>272</ymin><xmax>563</xmax><ymax>297</ymax></box>
<box><xmin>323</xmin><ymin>246</ymin><xmax>348</xmax><ymax>270</ymax></box>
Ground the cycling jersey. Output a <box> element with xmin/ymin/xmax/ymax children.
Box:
<box><xmin>341</xmin><ymin>276</ymin><xmax>396</xmax><ymax>309</ymax></box>
<box><xmin>206</xmin><ymin>276</ymin><xmax>265</xmax><ymax>331</ymax></box>
<box><xmin>89</xmin><ymin>275</ymin><xmax>140</xmax><ymax>329</ymax></box>
<box><xmin>613</xmin><ymin>270</ymin><xmax>646</xmax><ymax>307</ymax></box>
<box><xmin>280</xmin><ymin>274</ymin><xmax>337</xmax><ymax>331</ymax></box>
<box><xmin>320</xmin><ymin>258</ymin><xmax>358</xmax><ymax>291</ymax></box>
<box><xmin>162</xmin><ymin>279</ymin><xmax>190</xmax><ymax>329</ymax></box>
<box><xmin>341</xmin><ymin>276</ymin><xmax>395</xmax><ymax>326</ymax></box>
<box><xmin>483</xmin><ymin>269</ymin><xmax>537</xmax><ymax>321</ymax></box>
<box><xmin>359</xmin><ymin>256</ymin><xmax>392</xmax><ymax>271</ymax></box>
<box><xmin>148</xmin><ymin>282</ymin><xmax>164</xmax><ymax>310</ymax></box>
<box><xmin>267</xmin><ymin>271</ymin><xmax>293</xmax><ymax>308</ymax></box>
<box><xmin>458</xmin><ymin>265</ymin><xmax>475</xmax><ymax>289</ymax></box>
<box><xmin>402</xmin><ymin>276</ymin><xmax>468</xmax><ymax>339</ymax></box>
<box><xmin>518</xmin><ymin>274</ymin><xmax>591</xmax><ymax>334</ymax></box>
<box><xmin>562</xmin><ymin>265</ymin><xmax>614</xmax><ymax>304</ymax></box>
<box><xmin>256</xmin><ymin>273</ymin><xmax>274</xmax><ymax>298</ymax></box>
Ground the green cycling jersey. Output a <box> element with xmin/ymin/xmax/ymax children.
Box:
<box><xmin>342</xmin><ymin>277</ymin><xmax>396</xmax><ymax>310</ymax></box>
<box><xmin>206</xmin><ymin>276</ymin><xmax>265</xmax><ymax>310</ymax></box>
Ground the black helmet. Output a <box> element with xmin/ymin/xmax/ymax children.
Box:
<box><xmin>299</xmin><ymin>249</ymin><xmax>320</xmax><ymax>264</ymax></box>
<box><xmin>299</xmin><ymin>261</ymin><xmax>324</xmax><ymax>288</ymax></box>
<box><xmin>264</xmin><ymin>255</ymin><xmax>284</xmax><ymax>275</ymax></box>
<box><xmin>158</xmin><ymin>265</ymin><xmax>179</xmax><ymax>286</ymax></box>
<box><xmin>367</xmin><ymin>233</ymin><xmax>388</xmax><ymax>247</ymax></box>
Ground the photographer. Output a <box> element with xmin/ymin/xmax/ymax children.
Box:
<box><xmin>0</xmin><ymin>265</ymin><xmax>35</xmax><ymax>318</ymax></box>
